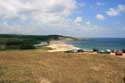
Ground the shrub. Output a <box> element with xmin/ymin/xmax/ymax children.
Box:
<box><xmin>122</xmin><ymin>49</ymin><xmax>125</xmax><ymax>53</ymax></box>
<box><xmin>93</xmin><ymin>48</ymin><xmax>99</xmax><ymax>52</ymax></box>
<box><xmin>19</xmin><ymin>44</ymin><xmax>35</xmax><ymax>49</ymax></box>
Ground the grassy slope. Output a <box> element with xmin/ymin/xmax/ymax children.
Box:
<box><xmin>0</xmin><ymin>50</ymin><xmax>125</xmax><ymax>83</ymax></box>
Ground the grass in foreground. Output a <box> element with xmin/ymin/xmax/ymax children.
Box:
<box><xmin>0</xmin><ymin>50</ymin><xmax>125</xmax><ymax>83</ymax></box>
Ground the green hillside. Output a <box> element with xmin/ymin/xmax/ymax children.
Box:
<box><xmin>0</xmin><ymin>34</ymin><xmax>77</xmax><ymax>50</ymax></box>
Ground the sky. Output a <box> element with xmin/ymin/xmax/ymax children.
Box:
<box><xmin>0</xmin><ymin>0</ymin><xmax>125</xmax><ymax>38</ymax></box>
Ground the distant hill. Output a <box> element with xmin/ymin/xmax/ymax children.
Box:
<box><xmin>0</xmin><ymin>34</ymin><xmax>78</xmax><ymax>40</ymax></box>
<box><xmin>0</xmin><ymin>34</ymin><xmax>78</xmax><ymax>50</ymax></box>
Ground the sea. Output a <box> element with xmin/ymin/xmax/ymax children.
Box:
<box><xmin>66</xmin><ymin>38</ymin><xmax>125</xmax><ymax>50</ymax></box>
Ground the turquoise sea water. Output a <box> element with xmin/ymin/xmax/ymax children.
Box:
<box><xmin>66</xmin><ymin>38</ymin><xmax>125</xmax><ymax>50</ymax></box>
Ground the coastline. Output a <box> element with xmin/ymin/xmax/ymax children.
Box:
<box><xmin>46</xmin><ymin>40</ymin><xmax>125</xmax><ymax>59</ymax></box>
<box><xmin>47</xmin><ymin>40</ymin><xmax>80</xmax><ymax>52</ymax></box>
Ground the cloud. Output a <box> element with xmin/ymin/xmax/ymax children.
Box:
<box><xmin>0</xmin><ymin>0</ymin><xmax>124</xmax><ymax>37</ymax></box>
<box><xmin>74</xmin><ymin>16</ymin><xmax>83</xmax><ymax>25</ymax></box>
<box><xmin>0</xmin><ymin>0</ymin><xmax>83</xmax><ymax>36</ymax></box>
<box><xmin>0</xmin><ymin>0</ymin><xmax>76</xmax><ymax>25</ymax></box>
<box><xmin>96</xmin><ymin>14</ymin><xmax>105</xmax><ymax>20</ymax></box>
<box><xmin>106</xmin><ymin>4</ymin><xmax>125</xmax><ymax>16</ymax></box>
<box><xmin>106</xmin><ymin>8</ymin><xmax>119</xmax><ymax>16</ymax></box>
<box><xmin>86</xmin><ymin>21</ymin><xmax>91</xmax><ymax>25</ymax></box>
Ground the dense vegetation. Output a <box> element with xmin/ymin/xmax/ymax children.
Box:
<box><xmin>0</xmin><ymin>34</ymin><xmax>75</xmax><ymax>50</ymax></box>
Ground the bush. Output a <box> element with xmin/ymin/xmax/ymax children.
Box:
<box><xmin>93</xmin><ymin>48</ymin><xmax>99</xmax><ymax>52</ymax></box>
<box><xmin>20</xmin><ymin>44</ymin><xmax>35</xmax><ymax>49</ymax></box>
<box><xmin>122</xmin><ymin>49</ymin><xmax>125</xmax><ymax>53</ymax></box>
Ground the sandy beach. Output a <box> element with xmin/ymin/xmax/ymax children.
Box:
<box><xmin>47</xmin><ymin>41</ymin><xmax>80</xmax><ymax>52</ymax></box>
<box><xmin>47</xmin><ymin>41</ymin><xmax>125</xmax><ymax>59</ymax></box>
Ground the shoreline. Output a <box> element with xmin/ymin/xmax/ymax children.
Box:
<box><xmin>46</xmin><ymin>41</ymin><xmax>125</xmax><ymax>58</ymax></box>
<box><xmin>47</xmin><ymin>40</ymin><xmax>80</xmax><ymax>52</ymax></box>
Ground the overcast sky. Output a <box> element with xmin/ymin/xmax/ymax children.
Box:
<box><xmin>0</xmin><ymin>0</ymin><xmax>125</xmax><ymax>37</ymax></box>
